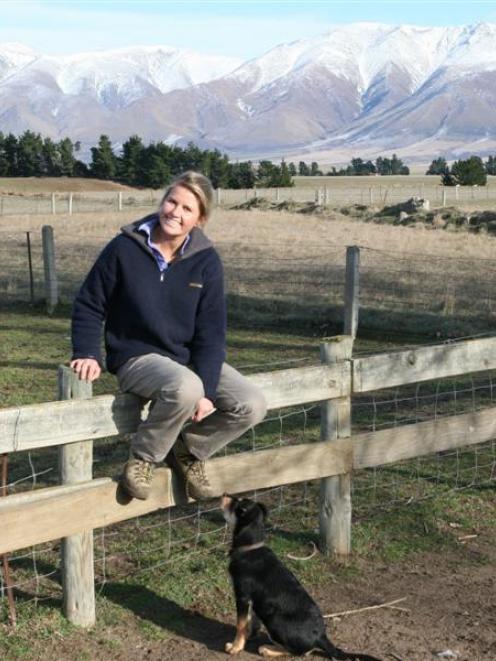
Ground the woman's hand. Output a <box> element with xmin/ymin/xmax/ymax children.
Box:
<box><xmin>192</xmin><ymin>397</ymin><xmax>216</xmax><ymax>422</ymax></box>
<box><xmin>70</xmin><ymin>358</ymin><xmax>102</xmax><ymax>382</ymax></box>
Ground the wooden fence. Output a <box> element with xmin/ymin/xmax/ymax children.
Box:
<box><xmin>1</xmin><ymin>331</ymin><xmax>496</xmax><ymax>626</ymax></box>
<box><xmin>2</xmin><ymin>183</ymin><xmax>496</xmax><ymax>216</ymax></box>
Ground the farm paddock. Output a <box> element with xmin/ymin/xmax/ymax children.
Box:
<box><xmin>1</xmin><ymin>192</ymin><xmax>496</xmax><ymax>660</ymax></box>
<box><xmin>2</xmin><ymin>494</ymin><xmax>495</xmax><ymax>660</ymax></box>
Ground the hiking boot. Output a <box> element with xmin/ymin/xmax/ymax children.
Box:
<box><xmin>120</xmin><ymin>455</ymin><xmax>155</xmax><ymax>500</ymax></box>
<box><xmin>172</xmin><ymin>436</ymin><xmax>215</xmax><ymax>500</ymax></box>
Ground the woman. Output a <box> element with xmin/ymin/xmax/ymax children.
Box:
<box><xmin>70</xmin><ymin>171</ymin><xmax>267</xmax><ymax>501</ymax></box>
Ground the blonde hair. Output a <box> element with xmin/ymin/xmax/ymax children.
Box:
<box><xmin>160</xmin><ymin>171</ymin><xmax>214</xmax><ymax>225</ymax></box>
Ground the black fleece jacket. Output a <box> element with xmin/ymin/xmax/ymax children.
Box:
<box><xmin>71</xmin><ymin>216</ymin><xmax>226</xmax><ymax>400</ymax></box>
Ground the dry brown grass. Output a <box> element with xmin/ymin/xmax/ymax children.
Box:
<box><xmin>3</xmin><ymin>204</ymin><xmax>496</xmax><ymax>264</ymax></box>
<box><xmin>0</xmin><ymin>177</ymin><xmax>137</xmax><ymax>194</ymax></box>
<box><xmin>207</xmin><ymin>206</ymin><xmax>496</xmax><ymax>264</ymax></box>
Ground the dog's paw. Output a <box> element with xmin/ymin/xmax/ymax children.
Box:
<box><xmin>225</xmin><ymin>642</ymin><xmax>240</xmax><ymax>655</ymax></box>
<box><xmin>258</xmin><ymin>645</ymin><xmax>285</xmax><ymax>658</ymax></box>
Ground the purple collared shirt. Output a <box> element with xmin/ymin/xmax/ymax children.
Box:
<box><xmin>138</xmin><ymin>218</ymin><xmax>191</xmax><ymax>272</ymax></box>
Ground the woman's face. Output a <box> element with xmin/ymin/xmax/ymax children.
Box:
<box><xmin>157</xmin><ymin>185</ymin><xmax>203</xmax><ymax>242</ymax></box>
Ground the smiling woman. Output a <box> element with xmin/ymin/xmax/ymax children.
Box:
<box><xmin>152</xmin><ymin>177</ymin><xmax>211</xmax><ymax>263</ymax></box>
<box><xmin>69</xmin><ymin>170</ymin><xmax>267</xmax><ymax>503</ymax></box>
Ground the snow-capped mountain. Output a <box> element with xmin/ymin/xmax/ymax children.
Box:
<box><xmin>2</xmin><ymin>23</ymin><xmax>496</xmax><ymax>163</ymax></box>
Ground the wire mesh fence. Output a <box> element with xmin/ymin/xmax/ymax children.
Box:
<box><xmin>2</xmin><ymin>360</ymin><xmax>496</xmax><ymax>618</ymax></box>
<box><xmin>3</xmin><ymin>224</ymin><xmax>496</xmax><ymax>338</ymax></box>
<box><xmin>0</xmin><ymin>191</ymin><xmax>162</xmax><ymax>216</ymax></box>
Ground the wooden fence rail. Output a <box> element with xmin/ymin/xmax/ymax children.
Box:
<box><xmin>3</xmin><ymin>336</ymin><xmax>496</xmax><ymax>454</ymax></box>
<box><xmin>2</xmin><ymin>240</ymin><xmax>496</xmax><ymax>628</ymax></box>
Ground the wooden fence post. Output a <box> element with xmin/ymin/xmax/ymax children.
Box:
<box><xmin>58</xmin><ymin>366</ymin><xmax>95</xmax><ymax>627</ymax></box>
<box><xmin>68</xmin><ymin>192</ymin><xmax>73</xmax><ymax>215</ymax></box>
<box><xmin>41</xmin><ymin>225</ymin><xmax>58</xmax><ymax>314</ymax></box>
<box><xmin>319</xmin><ymin>337</ymin><xmax>353</xmax><ymax>558</ymax></box>
<box><xmin>344</xmin><ymin>246</ymin><xmax>360</xmax><ymax>338</ymax></box>
<box><xmin>51</xmin><ymin>193</ymin><xmax>56</xmax><ymax>215</ymax></box>
<box><xmin>118</xmin><ymin>191</ymin><xmax>123</xmax><ymax>211</ymax></box>
<box><xmin>318</xmin><ymin>245</ymin><xmax>359</xmax><ymax>557</ymax></box>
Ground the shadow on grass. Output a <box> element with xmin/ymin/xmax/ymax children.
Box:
<box><xmin>0</xmin><ymin>360</ymin><xmax>63</xmax><ymax>370</ymax></box>
<box><xmin>102</xmin><ymin>582</ymin><xmax>267</xmax><ymax>654</ymax></box>
<box><xmin>4</xmin><ymin>294</ymin><xmax>482</xmax><ymax>344</ymax></box>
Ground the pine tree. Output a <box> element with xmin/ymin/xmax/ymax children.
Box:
<box><xmin>279</xmin><ymin>160</ymin><xmax>293</xmax><ymax>187</ymax></box>
<box><xmin>228</xmin><ymin>162</ymin><xmax>256</xmax><ymax>189</ymax></box>
<box><xmin>257</xmin><ymin>160</ymin><xmax>279</xmax><ymax>187</ymax></box>
<box><xmin>208</xmin><ymin>150</ymin><xmax>230</xmax><ymax>189</ymax></box>
<box><xmin>17</xmin><ymin>131</ymin><xmax>44</xmax><ymax>176</ymax></box>
<box><xmin>3</xmin><ymin>134</ymin><xmax>18</xmax><ymax>175</ymax></box>
<box><xmin>426</xmin><ymin>157</ymin><xmax>449</xmax><ymax>175</ymax></box>
<box><xmin>59</xmin><ymin>138</ymin><xmax>77</xmax><ymax>176</ymax></box>
<box><xmin>90</xmin><ymin>135</ymin><xmax>117</xmax><ymax>180</ymax></box>
<box><xmin>119</xmin><ymin>135</ymin><xmax>144</xmax><ymax>185</ymax></box>
<box><xmin>41</xmin><ymin>137</ymin><xmax>62</xmax><ymax>176</ymax></box>
<box><xmin>298</xmin><ymin>161</ymin><xmax>310</xmax><ymax>176</ymax></box>
<box><xmin>0</xmin><ymin>133</ymin><xmax>9</xmax><ymax>176</ymax></box>
<box><xmin>447</xmin><ymin>156</ymin><xmax>487</xmax><ymax>186</ymax></box>
<box><xmin>485</xmin><ymin>155</ymin><xmax>496</xmax><ymax>176</ymax></box>
<box><xmin>141</xmin><ymin>147</ymin><xmax>171</xmax><ymax>188</ymax></box>
<box><xmin>310</xmin><ymin>161</ymin><xmax>322</xmax><ymax>176</ymax></box>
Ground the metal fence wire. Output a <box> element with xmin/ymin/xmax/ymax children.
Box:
<box><xmin>1</xmin><ymin>368</ymin><xmax>495</xmax><ymax>616</ymax></box>
<box><xmin>3</xmin><ymin>227</ymin><xmax>496</xmax><ymax>336</ymax></box>
<box><xmin>1</xmin><ymin>184</ymin><xmax>496</xmax><ymax>216</ymax></box>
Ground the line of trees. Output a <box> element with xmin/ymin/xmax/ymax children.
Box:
<box><xmin>0</xmin><ymin>131</ymin><xmax>86</xmax><ymax>178</ymax></box>
<box><xmin>327</xmin><ymin>155</ymin><xmax>410</xmax><ymax>176</ymax></box>
<box><xmin>426</xmin><ymin>155</ymin><xmax>496</xmax><ymax>186</ymax></box>
<box><xmin>0</xmin><ymin>131</ymin><xmax>294</xmax><ymax>189</ymax></box>
<box><xmin>296</xmin><ymin>155</ymin><xmax>410</xmax><ymax>176</ymax></box>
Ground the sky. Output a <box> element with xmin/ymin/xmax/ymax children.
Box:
<box><xmin>2</xmin><ymin>0</ymin><xmax>496</xmax><ymax>59</ymax></box>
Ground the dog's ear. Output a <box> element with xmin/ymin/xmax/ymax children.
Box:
<box><xmin>258</xmin><ymin>502</ymin><xmax>268</xmax><ymax>520</ymax></box>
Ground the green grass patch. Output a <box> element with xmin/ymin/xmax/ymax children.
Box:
<box><xmin>1</xmin><ymin>301</ymin><xmax>495</xmax><ymax>656</ymax></box>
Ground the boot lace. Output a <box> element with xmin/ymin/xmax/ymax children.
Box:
<box><xmin>132</xmin><ymin>459</ymin><xmax>153</xmax><ymax>484</ymax></box>
<box><xmin>187</xmin><ymin>460</ymin><xmax>210</xmax><ymax>487</ymax></box>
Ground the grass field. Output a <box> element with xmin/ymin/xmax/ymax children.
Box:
<box><xmin>0</xmin><ymin>177</ymin><xmax>135</xmax><ymax>194</ymax></box>
<box><xmin>1</xmin><ymin>298</ymin><xmax>495</xmax><ymax>660</ymax></box>
<box><xmin>1</xmin><ymin>190</ymin><xmax>496</xmax><ymax>659</ymax></box>
<box><xmin>2</xmin><ymin>174</ymin><xmax>496</xmax><ymax>213</ymax></box>
<box><xmin>4</xmin><ymin>193</ymin><xmax>496</xmax><ymax>340</ymax></box>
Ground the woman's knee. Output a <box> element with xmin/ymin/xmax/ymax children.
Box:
<box><xmin>250</xmin><ymin>387</ymin><xmax>268</xmax><ymax>424</ymax></box>
<box><xmin>157</xmin><ymin>369</ymin><xmax>204</xmax><ymax>410</ymax></box>
<box><xmin>235</xmin><ymin>386</ymin><xmax>267</xmax><ymax>426</ymax></box>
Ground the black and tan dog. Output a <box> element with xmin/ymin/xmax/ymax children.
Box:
<box><xmin>221</xmin><ymin>495</ymin><xmax>382</xmax><ymax>660</ymax></box>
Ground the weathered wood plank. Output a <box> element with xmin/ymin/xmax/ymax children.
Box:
<box><xmin>2</xmin><ymin>403</ymin><xmax>495</xmax><ymax>556</ymax></box>
<box><xmin>343</xmin><ymin>247</ymin><xmax>360</xmax><ymax>338</ymax></box>
<box><xmin>58</xmin><ymin>366</ymin><xmax>95</xmax><ymax>628</ymax></box>
<box><xmin>319</xmin><ymin>337</ymin><xmax>353</xmax><ymax>558</ymax></box>
<box><xmin>353</xmin><ymin>407</ymin><xmax>496</xmax><ymax>469</ymax></box>
<box><xmin>0</xmin><ymin>364</ymin><xmax>351</xmax><ymax>454</ymax></box>
<box><xmin>0</xmin><ymin>440</ymin><xmax>352</xmax><ymax>555</ymax></box>
<box><xmin>353</xmin><ymin>336</ymin><xmax>496</xmax><ymax>393</ymax></box>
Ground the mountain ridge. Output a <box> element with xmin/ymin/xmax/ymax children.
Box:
<box><xmin>1</xmin><ymin>23</ymin><xmax>496</xmax><ymax>163</ymax></box>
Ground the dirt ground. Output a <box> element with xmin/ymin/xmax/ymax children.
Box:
<box><xmin>39</xmin><ymin>534</ymin><xmax>495</xmax><ymax>661</ymax></box>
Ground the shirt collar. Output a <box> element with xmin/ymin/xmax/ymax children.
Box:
<box><xmin>138</xmin><ymin>218</ymin><xmax>191</xmax><ymax>255</ymax></box>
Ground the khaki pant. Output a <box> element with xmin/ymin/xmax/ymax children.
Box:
<box><xmin>117</xmin><ymin>354</ymin><xmax>267</xmax><ymax>463</ymax></box>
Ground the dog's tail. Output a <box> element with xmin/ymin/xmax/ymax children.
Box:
<box><xmin>318</xmin><ymin>635</ymin><xmax>383</xmax><ymax>661</ymax></box>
